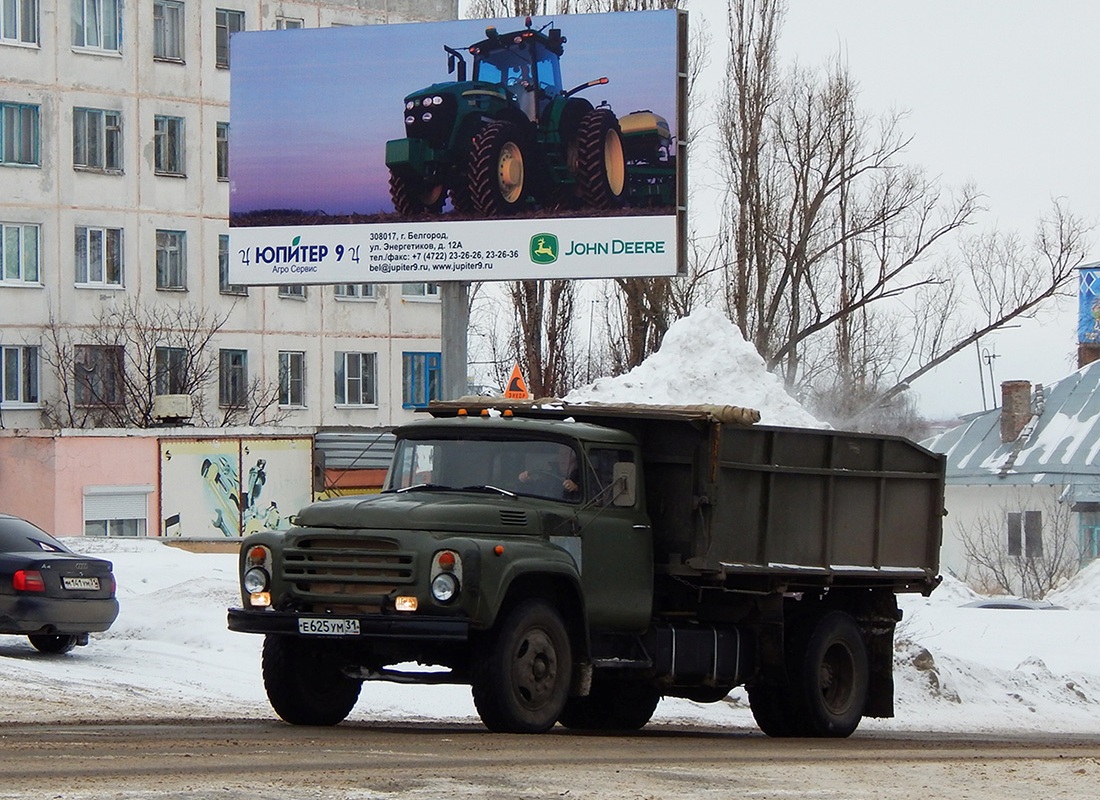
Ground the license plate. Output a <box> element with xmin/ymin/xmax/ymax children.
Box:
<box><xmin>298</xmin><ymin>617</ymin><xmax>360</xmax><ymax>636</ymax></box>
<box><xmin>62</xmin><ymin>576</ymin><xmax>100</xmax><ymax>591</ymax></box>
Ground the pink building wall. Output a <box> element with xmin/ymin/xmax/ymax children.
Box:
<box><xmin>0</xmin><ymin>432</ymin><xmax>159</xmax><ymax>537</ymax></box>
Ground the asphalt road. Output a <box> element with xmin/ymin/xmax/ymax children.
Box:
<box><xmin>2</xmin><ymin>720</ymin><xmax>1099</xmax><ymax>800</ymax></box>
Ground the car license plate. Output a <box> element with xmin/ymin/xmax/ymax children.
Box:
<box><xmin>62</xmin><ymin>576</ymin><xmax>100</xmax><ymax>591</ymax></box>
<box><xmin>298</xmin><ymin>617</ymin><xmax>360</xmax><ymax>636</ymax></box>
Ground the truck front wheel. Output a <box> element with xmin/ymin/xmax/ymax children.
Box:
<box><xmin>558</xmin><ymin>679</ymin><xmax>660</xmax><ymax>731</ymax></box>
<box><xmin>262</xmin><ymin>634</ymin><xmax>362</xmax><ymax>726</ymax></box>
<box><xmin>471</xmin><ymin>600</ymin><xmax>572</xmax><ymax>733</ymax></box>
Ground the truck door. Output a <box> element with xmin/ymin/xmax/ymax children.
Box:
<box><xmin>573</xmin><ymin>447</ymin><xmax>653</xmax><ymax>632</ymax></box>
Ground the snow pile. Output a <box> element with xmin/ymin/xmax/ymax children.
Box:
<box><xmin>3</xmin><ymin>537</ymin><xmax>1100</xmax><ymax>734</ymax></box>
<box><xmin>566</xmin><ymin>308</ymin><xmax>826</xmax><ymax>428</ymax></box>
<box><xmin>1047</xmin><ymin>558</ymin><xmax>1100</xmax><ymax>611</ymax></box>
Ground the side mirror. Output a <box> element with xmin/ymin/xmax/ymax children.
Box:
<box><xmin>611</xmin><ymin>462</ymin><xmax>636</xmax><ymax>507</ymax></box>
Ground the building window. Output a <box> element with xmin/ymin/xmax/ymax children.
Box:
<box><xmin>334</xmin><ymin>351</ymin><xmax>376</xmax><ymax>406</ymax></box>
<box><xmin>215</xmin><ymin>8</ymin><xmax>243</xmax><ymax>68</ymax></box>
<box><xmin>73</xmin><ymin>107</ymin><xmax>122</xmax><ymax>172</ymax></box>
<box><xmin>155</xmin><ymin>229</ymin><xmax>186</xmax><ymax>290</ymax></box>
<box><xmin>154</xmin><ymin>114</ymin><xmax>185</xmax><ymax>175</ymax></box>
<box><xmin>1</xmin><ymin>0</ymin><xmax>38</xmax><ymax>44</ymax></box>
<box><xmin>154</xmin><ymin>346</ymin><xmax>187</xmax><ymax>394</ymax></box>
<box><xmin>278</xmin><ymin>284</ymin><xmax>306</xmax><ymax>299</ymax></box>
<box><xmin>1</xmin><ymin>221</ymin><xmax>39</xmax><ymax>283</ymax></box>
<box><xmin>334</xmin><ymin>283</ymin><xmax>375</xmax><ymax>300</ymax></box>
<box><xmin>402</xmin><ymin>352</ymin><xmax>441</xmax><ymax>409</ymax></box>
<box><xmin>74</xmin><ymin>225</ymin><xmax>123</xmax><ymax>286</ymax></box>
<box><xmin>153</xmin><ymin>0</ymin><xmax>184</xmax><ymax>61</ymax></box>
<box><xmin>1</xmin><ymin>344</ymin><xmax>38</xmax><ymax>405</ymax></box>
<box><xmin>1</xmin><ymin>102</ymin><xmax>39</xmax><ymax>165</ymax></box>
<box><xmin>218</xmin><ymin>233</ymin><xmax>246</xmax><ymax>295</ymax></box>
<box><xmin>216</xmin><ymin>121</ymin><xmax>229</xmax><ymax>180</ymax></box>
<box><xmin>1080</xmin><ymin>512</ymin><xmax>1100</xmax><ymax>563</ymax></box>
<box><xmin>71</xmin><ymin>0</ymin><xmax>120</xmax><ymax>51</ymax></box>
<box><xmin>1007</xmin><ymin>510</ymin><xmax>1043</xmax><ymax>558</ymax></box>
<box><xmin>402</xmin><ymin>283</ymin><xmax>440</xmax><ymax>299</ymax></box>
<box><xmin>275</xmin><ymin>16</ymin><xmax>302</xmax><ymax>29</ymax></box>
<box><xmin>219</xmin><ymin>348</ymin><xmax>247</xmax><ymax>408</ymax></box>
<box><xmin>74</xmin><ymin>344</ymin><xmax>124</xmax><ymax>407</ymax></box>
<box><xmin>83</xmin><ymin>487</ymin><xmax>149</xmax><ymax>537</ymax></box>
<box><xmin>278</xmin><ymin>351</ymin><xmax>305</xmax><ymax>407</ymax></box>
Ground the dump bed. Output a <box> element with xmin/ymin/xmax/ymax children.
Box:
<box><xmin>426</xmin><ymin>400</ymin><xmax>944</xmax><ymax>592</ymax></box>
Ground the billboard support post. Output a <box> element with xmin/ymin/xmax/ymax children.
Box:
<box><xmin>441</xmin><ymin>282</ymin><xmax>469</xmax><ymax>400</ymax></box>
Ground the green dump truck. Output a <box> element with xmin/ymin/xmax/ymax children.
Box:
<box><xmin>228</xmin><ymin>400</ymin><xmax>943</xmax><ymax>737</ymax></box>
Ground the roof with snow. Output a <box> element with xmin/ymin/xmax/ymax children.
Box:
<box><xmin>923</xmin><ymin>359</ymin><xmax>1100</xmax><ymax>499</ymax></box>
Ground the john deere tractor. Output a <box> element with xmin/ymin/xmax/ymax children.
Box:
<box><xmin>384</xmin><ymin>17</ymin><xmax>630</xmax><ymax>217</ymax></box>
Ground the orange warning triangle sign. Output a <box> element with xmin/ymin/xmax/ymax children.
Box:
<box><xmin>504</xmin><ymin>364</ymin><xmax>530</xmax><ymax>399</ymax></box>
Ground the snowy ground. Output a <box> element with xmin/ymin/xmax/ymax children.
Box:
<box><xmin>5</xmin><ymin>309</ymin><xmax>1100</xmax><ymax>734</ymax></box>
<box><xmin>2</xmin><ymin>536</ymin><xmax>1100</xmax><ymax>737</ymax></box>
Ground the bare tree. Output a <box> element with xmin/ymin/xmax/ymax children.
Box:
<box><xmin>719</xmin><ymin>0</ymin><xmax>1092</xmax><ymax>428</ymax></box>
<box><xmin>37</xmin><ymin>298</ymin><xmax>285</xmax><ymax>429</ymax></box>
<box><xmin>959</xmin><ymin>495</ymin><xmax>1080</xmax><ymax>599</ymax></box>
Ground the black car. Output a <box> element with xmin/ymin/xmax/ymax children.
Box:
<box><xmin>0</xmin><ymin>513</ymin><xmax>119</xmax><ymax>653</ymax></box>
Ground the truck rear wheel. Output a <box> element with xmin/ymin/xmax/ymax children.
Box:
<box><xmin>262</xmin><ymin>635</ymin><xmax>361</xmax><ymax>726</ymax></box>
<box><xmin>558</xmin><ymin>679</ymin><xmax>660</xmax><ymax>731</ymax></box>
<box><xmin>575</xmin><ymin>107</ymin><xmax>626</xmax><ymax>209</ymax></box>
<box><xmin>469</xmin><ymin>121</ymin><xmax>528</xmax><ymax>216</ymax></box>
<box><xmin>793</xmin><ymin>611</ymin><xmax>869</xmax><ymax>737</ymax></box>
<box><xmin>388</xmin><ymin>172</ymin><xmax>445</xmax><ymax>216</ymax></box>
<box><xmin>471</xmin><ymin>599</ymin><xmax>572</xmax><ymax>733</ymax></box>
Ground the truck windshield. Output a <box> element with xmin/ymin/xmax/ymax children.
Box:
<box><xmin>387</xmin><ymin>436</ymin><xmax>582</xmax><ymax>503</ymax></box>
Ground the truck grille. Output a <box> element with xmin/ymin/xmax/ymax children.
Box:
<box><xmin>282</xmin><ymin>536</ymin><xmax>416</xmax><ymax>614</ymax></box>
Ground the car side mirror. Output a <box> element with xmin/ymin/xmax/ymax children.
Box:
<box><xmin>611</xmin><ymin>462</ymin><xmax>636</xmax><ymax>507</ymax></box>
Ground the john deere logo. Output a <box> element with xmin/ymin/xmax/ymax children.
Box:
<box><xmin>530</xmin><ymin>233</ymin><xmax>559</xmax><ymax>264</ymax></box>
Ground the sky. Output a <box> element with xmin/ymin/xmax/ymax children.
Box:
<box><xmin>229</xmin><ymin>10</ymin><xmax>678</xmax><ymax>215</ymax></box>
<box><xmin>682</xmin><ymin>0</ymin><xmax>1100</xmax><ymax>419</ymax></box>
<box><xmin>4</xmin><ymin>310</ymin><xmax>1100</xmax><ymax>738</ymax></box>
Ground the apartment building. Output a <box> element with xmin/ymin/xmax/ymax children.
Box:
<box><xmin>0</xmin><ymin>0</ymin><xmax>457</xmax><ymax>431</ymax></box>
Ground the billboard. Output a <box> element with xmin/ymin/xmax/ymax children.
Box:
<box><xmin>1080</xmin><ymin>265</ymin><xmax>1100</xmax><ymax>344</ymax></box>
<box><xmin>228</xmin><ymin>10</ymin><xmax>686</xmax><ymax>284</ymax></box>
<box><xmin>159</xmin><ymin>438</ymin><xmax>313</xmax><ymax>538</ymax></box>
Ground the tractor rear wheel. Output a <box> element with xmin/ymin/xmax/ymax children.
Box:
<box><xmin>469</xmin><ymin>121</ymin><xmax>528</xmax><ymax>216</ymax></box>
<box><xmin>575</xmin><ymin>107</ymin><xmax>626</xmax><ymax>209</ymax></box>
<box><xmin>388</xmin><ymin>171</ymin><xmax>445</xmax><ymax>216</ymax></box>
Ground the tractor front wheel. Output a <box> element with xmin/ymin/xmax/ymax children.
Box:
<box><xmin>389</xmin><ymin>171</ymin><xmax>445</xmax><ymax>216</ymax></box>
<box><xmin>575</xmin><ymin>107</ymin><xmax>626</xmax><ymax>210</ymax></box>
<box><xmin>469</xmin><ymin>121</ymin><xmax>528</xmax><ymax>216</ymax></box>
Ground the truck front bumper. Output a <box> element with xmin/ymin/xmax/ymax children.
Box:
<box><xmin>227</xmin><ymin>608</ymin><xmax>470</xmax><ymax>641</ymax></box>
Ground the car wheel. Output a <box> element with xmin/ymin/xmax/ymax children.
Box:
<box><xmin>28</xmin><ymin>634</ymin><xmax>80</xmax><ymax>654</ymax></box>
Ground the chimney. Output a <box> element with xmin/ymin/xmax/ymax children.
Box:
<box><xmin>1000</xmin><ymin>380</ymin><xmax>1032</xmax><ymax>443</ymax></box>
<box><xmin>1080</xmin><ymin>343</ymin><xmax>1100</xmax><ymax>369</ymax></box>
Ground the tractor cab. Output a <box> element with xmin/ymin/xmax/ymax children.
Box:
<box><xmin>470</xmin><ymin>19</ymin><xmax>564</xmax><ymax>122</ymax></box>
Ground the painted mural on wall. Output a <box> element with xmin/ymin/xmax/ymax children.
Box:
<box><xmin>159</xmin><ymin>438</ymin><xmax>312</xmax><ymax>538</ymax></box>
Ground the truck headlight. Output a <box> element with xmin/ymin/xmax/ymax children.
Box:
<box><xmin>243</xmin><ymin>567</ymin><xmax>269</xmax><ymax>594</ymax></box>
<box><xmin>431</xmin><ymin>572</ymin><xmax>458</xmax><ymax>603</ymax></box>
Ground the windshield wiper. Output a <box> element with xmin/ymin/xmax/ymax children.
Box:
<box><xmin>394</xmin><ymin>483</ymin><xmax>451</xmax><ymax>494</ymax></box>
<box><xmin>459</xmin><ymin>485</ymin><xmax>516</xmax><ymax>497</ymax></box>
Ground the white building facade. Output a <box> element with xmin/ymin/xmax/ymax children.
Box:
<box><xmin>0</xmin><ymin>0</ymin><xmax>456</xmax><ymax>430</ymax></box>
